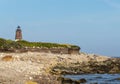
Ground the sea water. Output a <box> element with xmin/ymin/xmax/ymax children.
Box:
<box><xmin>64</xmin><ymin>74</ymin><xmax>120</xmax><ymax>84</ymax></box>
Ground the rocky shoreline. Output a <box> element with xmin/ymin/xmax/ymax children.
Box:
<box><xmin>0</xmin><ymin>52</ymin><xmax>119</xmax><ymax>84</ymax></box>
<box><xmin>51</xmin><ymin>58</ymin><xmax>120</xmax><ymax>75</ymax></box>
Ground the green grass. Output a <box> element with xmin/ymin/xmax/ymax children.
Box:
<box><xmin>0</xmin><ymin>38</ymin><xmax>80</xmax><ymax>50</ymax></box>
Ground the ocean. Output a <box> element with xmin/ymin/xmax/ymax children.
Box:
<box><xmin>64</xmin><ymin>74</ymin><xmax>120</xmax><ymax>84</ymax></box>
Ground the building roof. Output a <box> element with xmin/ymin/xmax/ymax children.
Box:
<box><xmin>16</xmin><ymin>26</ymin><xmax>21</xmax><ymax>31</ymax></box>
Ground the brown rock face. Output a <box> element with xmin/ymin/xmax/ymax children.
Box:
<box><xmin>15</xmin><ymin>26</ymin><xmax>22</xmax><ymax>41</ymax></box>
<box><xmin>2</xmin><ymin>55</ymin><xmax>13</xmax><ymax>61</ymax></box>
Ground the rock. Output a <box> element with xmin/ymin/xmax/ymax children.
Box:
<box><xmin>115</xmin><ymin>78</ymin><xmax>120</xmax><ymax>80</ymax></box>
<box><xmin>29</xmin><ymin>77</ymin><xmax>33</xmax><ymax>80</ymax></box>
<box><xmin>58</xmin><ymin>77</ymin><xmax>87</xmax><ymax>84</ymax></box>
<box><xmin>78</xmin><ymin>78</ymin><xmax>87</xmax><ymax>83</ymax></box>
<box><xmin>109</xmin><ymin>66</ymin><xmax>120</xmax><ymax>73</ymax></box>
<box><xmin>90</xmin><ymin>82</ymin><xmax>98</xmax><ymax>84</ymax></box>
<box><xmin>73</xmin><ymin>81</ymin><xmax>80</xmax><ymax>84</ymax></box>
<box><xmin>67</xmin><ymin>78</ymin><xmax>87</xmax><ymax>84</ymax></box>
<box><xmin>2</xmin><ymin>55</ymin><xmax>13</xmax><ymax>61</ymax></box>
<box><xmin>62</xmin><ymin>78</ymin><xmax>73</xmax><ymax>84</ymax></box>
<box><xmin>0</xmin><ymin>52</ymin><xmax>119</xmax><ymax>84</ymax></box>
<box><xmin>58</xmin><ymin>77</ymin><xmax>73</xmax><ymax>84</ymax></box>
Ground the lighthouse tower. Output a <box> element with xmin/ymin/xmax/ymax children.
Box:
<box><xmin>15</xmin><ymin>26</ymin><xmax>22</xmax><ymax>41</ymax></box>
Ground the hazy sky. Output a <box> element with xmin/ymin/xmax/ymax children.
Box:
<box><xmin>0</xmin><ymin>0</ymin><xmax>120</xmax><ymax>56</ymax></box>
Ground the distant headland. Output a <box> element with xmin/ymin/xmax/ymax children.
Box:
<box><xmin>0</xmin><ymin>26</ymin><xmax>120</xmax><ymax>84</ymax></box>
<box><xmin>0</xmin><ymin>26</ymin><xmax>80</xmax><ymax>54</ymax></box>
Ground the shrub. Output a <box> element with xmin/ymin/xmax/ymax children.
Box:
<box><xmin>9</xmin><ymin>41</ymin><xmax>22</xmax><ymax>49</ymax></box>
<box><xmin>0</xmin><ymin>38</ymin><xmax>80</xmax><ymax>50</ymax></box>
<box><xmin>0</xmin><ymin>38</ymin><xmax>6</xmax><ymax>47</ymax></box>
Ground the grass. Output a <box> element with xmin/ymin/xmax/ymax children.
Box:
<box><xmin>0</xmin><ymin>38</ymin><xmax>80</xmax><ymax>50</ymax></box>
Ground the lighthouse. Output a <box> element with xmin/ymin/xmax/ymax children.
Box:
<box><xmin>15</xmin><ymin>26</ymin><xmax>22</xmax><ymax>41</ymax></box>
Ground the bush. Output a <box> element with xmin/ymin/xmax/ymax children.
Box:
<box><xmin>9</xmin><ymin>41</ymin><xmax>22</xmax><ymax>49</ymax></box>
<box><xmin>0</xmin><ymin>38</ymin><xmax>23</xmax><ymax>50</ymax></box>
<box><xmin>0</xmin><ymin>38</ymin><xmax>6</xmax><ymax>47</ymax></box>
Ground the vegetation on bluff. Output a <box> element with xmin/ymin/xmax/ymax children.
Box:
<box><xmin>0</xmin><ymin>38</ymin><xmax>80</xmax><ymax>50</ymax></box>
<box><xmin>0</xmin><ymin>38</ymin><xmax>22</xmax><ymax>50</ymax></box>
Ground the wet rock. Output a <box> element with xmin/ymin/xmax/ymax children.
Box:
<box><xmin>78</xmin><ymin>78</ymin><xmax>87</xmax><ymax>83</ymax></box>
<box><xmin>72</xmin><ymin>78</ymin><xmax>87</xmax><ymax>84</ymax></box>
<box><xmin>115</xmin><ymin>78</ymin><xmax>120</xmax><ymax>80</ymax></box>
<box><xmin>61</xmin><ymin>78</ymin><xmax>73</xmax><ymax>84</ymax></box>
<box><xmin>58</xmin><ymin>77</ymin><xmax>87</xmax><ymax>84</ymax></box>
<box><xmin>90</xmin><ymin>82</ymin><xmax>98</xmax><ymax>84</ymax></box>
<box><xmin>73</xmin><ymin>81</ymin><xmax>80</xmax><ymax>84</ymax></box>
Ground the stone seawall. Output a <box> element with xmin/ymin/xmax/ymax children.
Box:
<box><xmin>0</xmin><ymin>47</ymin><xmax>80</xmax><ymax>54</ymax></box>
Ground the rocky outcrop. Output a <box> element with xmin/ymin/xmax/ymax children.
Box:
<box><xmin>0</xmin><ymin>52</ymin><xmax>118</xmax><ymax>84</ymax></box>
<box><xmin>58</xmin><ymin>77</ymin><xmax>87</xmax><ymax>84</ymax></box>
<box><xmin>0</xmin><ymin>38</ymin><xmax>80</xmax><ymax>54</ymax></box>
<box><xmin>51</xmin><ymin>58</ymin><xmax>120</xmax><ymax>75</ymax></box>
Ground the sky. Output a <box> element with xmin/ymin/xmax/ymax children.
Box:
<box><xmin>0</xmin><ymin>0</ymin><xmax>120</xmax><ymax>57</ymax></box>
